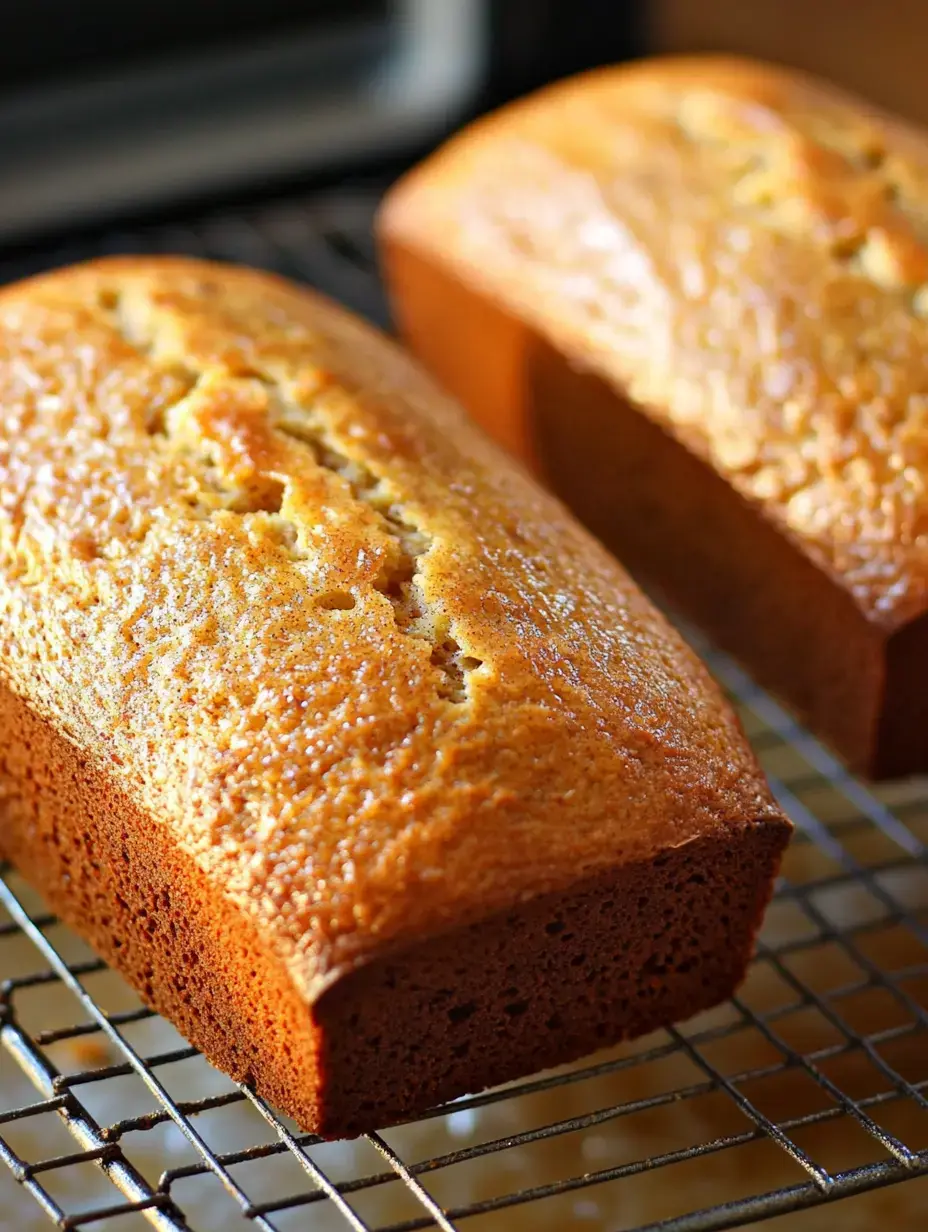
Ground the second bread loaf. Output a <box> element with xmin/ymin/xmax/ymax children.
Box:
<box><xmin>0</xmin><ymin>257</ymin><xmax>789</xmax><ymax>1135</ymax></box>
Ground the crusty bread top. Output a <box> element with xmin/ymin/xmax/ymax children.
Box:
<box><xmin>381</xmin><ymin>55</ymin><xmax>928</xmax><ymax>627</ymax></box>
<box><xmin>0</xmin><ymin>258</ymin><xmax>785</xmax><ymax>996</ymax></box>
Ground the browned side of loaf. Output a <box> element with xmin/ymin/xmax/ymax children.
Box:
<box><xmin>0</xmin><ymin>683</ymin><xmax>785</xmax><ymax>1136</ymax></box>
<box><xmin>0</xmin><ymin>683</ymin><xmax>322</xmax><ymax>1128</ymax></box>
<box><xmin>528</xmin><ymin>343</ymin><xmax>928</xmax><ymax>780</ymax></box>
<box><xmin>378</xmin><ymin>56</ymin><xmax>928</xmax><ymax>779</ymax></box>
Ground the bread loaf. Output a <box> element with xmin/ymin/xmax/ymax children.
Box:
<box><xmin>379</xmin><ymin>56</ymin><xmax>928</xmax><ymax>778</ymax></box>
<box><xmin>0</xmin><ymin>258</ymin><xmax>789</xmax><ymax>1134</ymax></box>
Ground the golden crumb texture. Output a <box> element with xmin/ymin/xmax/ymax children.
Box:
<box><xmin>0</xmin><ymin>257</ymin><xmax>785</xmax><ymax>1001</ymax></box>
<box><xmin>381</xmin><ymin>55</ymin><xmax>928</xmax><ymax>627</ymax></box>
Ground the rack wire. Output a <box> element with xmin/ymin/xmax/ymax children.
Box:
<box><xmin>2</xmin><ymin>188</ymin><xmax>928</xmax><ymax>1231</ymax></box>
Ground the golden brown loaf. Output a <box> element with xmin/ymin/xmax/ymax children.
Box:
<box><xmin>0</xmin><ymin>257</ymin><xmax>789</xmax><ymax>1134</ymax></box>
<box><xmin>380</xmin><ymin>55</ymin><xmax>928</xmax><ymax>777</ymax></box>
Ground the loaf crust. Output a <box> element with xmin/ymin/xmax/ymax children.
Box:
<box><xmin>379</xmin><ymin>55</ymin><xmax>928</xmax><ymax>776</ymax></box>
<box><xmin>0</xmin><ymin>257</ymin><xmax>789</xmax><ymax>1132</ymax></box>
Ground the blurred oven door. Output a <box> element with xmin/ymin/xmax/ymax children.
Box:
<box><xmin>0</xmin><ymin>0</ymin><xmax>486</xmax><ymax>243</ymax></box>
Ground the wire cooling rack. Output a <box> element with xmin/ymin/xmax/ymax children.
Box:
<box><xmin>2</xmin><ymin>189</ymin><xmax>928</xmax><ymax>1231</ymax></box>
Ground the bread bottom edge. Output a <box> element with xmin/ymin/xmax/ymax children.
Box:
<box><xmin>0</xmin><ymin>682</ymin><xmax>788</xmax><ymax>1137</ymax></box>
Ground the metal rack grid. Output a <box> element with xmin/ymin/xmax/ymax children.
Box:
<box><xmin>2</xmin><ymin>189</ymin><xmax>928</xmax><ymax>1231</ymax></box>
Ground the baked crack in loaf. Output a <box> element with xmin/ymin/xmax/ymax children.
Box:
<box><xmin>0</xmin><ymin>258</ymin><xmax>789</xmax><ymax>1134</ymax></box>
<box><xmin>380</xmin><ymin>55</ymin><xmax>928</xmax><ymax>778</ymax></box>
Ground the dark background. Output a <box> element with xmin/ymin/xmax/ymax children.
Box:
<box><xmin>0</xmin><ymin>0</ymin><xmax>643</xmax><ymax>251</ymax></box>
<box><xmin>0</xmin><ymin>0</ymin><xmax>920</xmax><ymax>260</ymax></box>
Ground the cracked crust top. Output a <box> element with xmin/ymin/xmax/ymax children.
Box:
<box><xmin>0</xmin><ymin>257</ymin><xmax>786</xmax><ymax>997</ymax></box>
<box><xmin>380</xmin><ymin>55</ymin><xmax>928</xmax><ymax>627</ymax></box>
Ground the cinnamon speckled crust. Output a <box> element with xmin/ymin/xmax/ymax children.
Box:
<box><xmin>0</xmin><ymin>257</ymin><xmax>789</xmax><ymax>1132</ymax></box>
<box><xmin>380</xmin><ymin>56</ymin><xmax>928</xmax><ymax>776</ymax></box>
